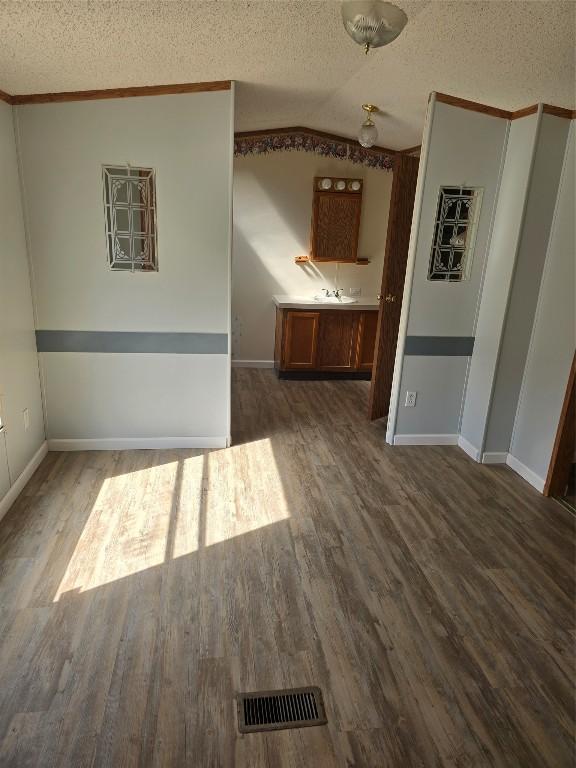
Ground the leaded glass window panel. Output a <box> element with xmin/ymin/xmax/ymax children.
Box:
<box><xmin>428</xmin><ymin>186</ymin><xmax>482</xmax><ymax>282</ymax></box>
<box><xmin>103</xmin><ymin>165</ymin><xmax>158</xmax><ymax>271</ymax></box>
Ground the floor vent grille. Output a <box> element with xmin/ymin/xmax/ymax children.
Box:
<box><xmin>236</xmin><ymin>686</ymin><xmax>327</xmax><ymax>733</ymax></box>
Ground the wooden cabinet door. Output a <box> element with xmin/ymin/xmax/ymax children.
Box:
<box><xmin>311</xmin><ymin>193</ymin><xmax>362</xmax><ymax>263</ymax></box>
<box><xmin>316</xmin><ymin>311</ymin><xmax>359</xmax><ymax>370</ymax></box>
<box><xmin>283</xmin><ymin>311</ymin><xmax>320</xmax><ymax>369</ymax></box>
<box><xmin>355</xmin><ymin>311</ymin><xmax>378</xmax><ymax>370</ymax></box>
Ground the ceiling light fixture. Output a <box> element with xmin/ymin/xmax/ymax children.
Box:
<box><xmin>358</xmin><ymin>104</ymin><xmax>379</xmax><ymax>148</ymax></box>
<box><xmin>341</xmin><ymin>1</ymin><xmax>408</xmax><ymax>54</ymax></box>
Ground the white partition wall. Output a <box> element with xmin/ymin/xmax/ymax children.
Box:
<box><xmin>16</xmin><ymin>88</ymin><xmax>234</xmax><ymax>449</ymax></box>
<box><xmin>388</xmin><ymin>96</ymin><xmax>509</xmax><ymax>444</ymax></box>
<box><xmin>458</xmin><ymin>112</ymin><xmax>540</xmax><ymax>458</ymax></box>
<box><xmin>0</xmin><ymin>101</ymin><xmax>46</xmax><ymax>518</ymax></box>
<box><xmin>461</xmin><ymin>112</ymin><xmax>570</xmax><ymax>460</ymax></box>
<box><xmin>0</xmin><ymin>434</ymin><xmax>10</xmax><ymax>502</ymax></box>
<box><xmin>388</xmin><ymin>96</ymin><xmax>573</xmax><ymax>493</ymax></box>
<box><xmin>508</xmin><ymin>124</ymin><xmax>575</xmax><ymax>489</ymax></box>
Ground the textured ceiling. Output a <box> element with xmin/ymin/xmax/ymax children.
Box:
<box><xmin>0</xmin><ymin>1</ymin><xmax>574</xmax><ymax>149</ymax></box>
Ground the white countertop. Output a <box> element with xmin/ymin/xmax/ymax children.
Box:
<box><xmin>273</xmin><ymin>295</ymin><xmax>379</xmax><ymax>310</ymax></box>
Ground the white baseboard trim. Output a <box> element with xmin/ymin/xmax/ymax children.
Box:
<box><xmin>506</xmin><ymin>453</ymin><xmax>545</xmax><ymax>493</ymax></box>
<box><xmin>393</xmin><ymin>434</ymin><xmax>459</xmax><ymax>446</ymax></box>
<box><xmin>0</xmin><ymin>440</ymin><xmax>48</xmax><ymax>522</ymax></box>
<box><xmin>47</xmin><ymin>436</ymin><xmax>227</xmax><ymax>451</ymax></box>
<box><xmin>457</xmin><ymin>436</ymin><xmax>481</xmax><ymax>462</ymax></box>
<box><xmin>482</xmin><ymin>451</ymin><xmax>508</xmax><ymax>464</ymax></box>
<box><xmin>232</xmin><ymin>360</ymin><xmax>274</xmax><ymax>369</ymax></box>
<box><xmin>391</xmin><ymin>434</ymin><xmax>545</xmax><ymax>492</ymax></box>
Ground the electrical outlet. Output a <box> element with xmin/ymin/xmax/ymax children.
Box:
<box><xmin>349</xmin><ymin>287</ymin><xmax>361</xmax><ymax>297</ymax></box>
<box><xmin>23</xmin><ymin>408</ymin><xmax>30</xmax><ymax>431</ymax></box>
<box><xmin>405</xmin><ymin>391</ymin><xmax>417</xmax><ymax>408</ymax></box>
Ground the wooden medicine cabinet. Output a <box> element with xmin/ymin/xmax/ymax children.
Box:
<box><xmin>309</xmin><ymin>177</ymin><xmax>363</xmax><ymax>263</ymax></box>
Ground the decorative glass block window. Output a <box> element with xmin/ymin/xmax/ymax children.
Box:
<box><xmin>103</xmin><ymin>165</ymin><xmax>158</xmax><ymax>271</ymax></box>
<box><xmin>428</xmin><ymin>186</ymin><xmax>482</xmax><ymax>282</ymax></box>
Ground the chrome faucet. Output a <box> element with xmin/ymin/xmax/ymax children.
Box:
<box><xmin>321</xmin><ymin>288</ymin><xmax>345</xmax><ymax>300</ymax></box>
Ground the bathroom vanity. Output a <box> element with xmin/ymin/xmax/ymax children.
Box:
<box><xmin>273</xmin><ymin>296</ymin><xmax>379</xmax><ymax>379</ymax></box>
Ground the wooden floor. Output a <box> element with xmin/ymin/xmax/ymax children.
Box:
<box><xmin>0</xmin><ymin>368</ymin><xmax>574</xmax><ymax>767</ymax></box>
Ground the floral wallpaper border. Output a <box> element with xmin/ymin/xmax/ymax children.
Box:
<box><xmin>234</xmin><ymin>129</ymin><xmax>395</xmax><ymax>171</ymax></box>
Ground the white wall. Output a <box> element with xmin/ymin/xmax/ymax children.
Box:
<box><xmin>403</xmin><ymin>104</ymin><xmax>507</xmax><ymax>340</ymax></box>
<box><xmin>509</xmin><ymin>123</ymin><xmax>575</xmax><ymax>486</ymax></box>
<box><xmin>394</xmin><ymin>357</ymin><xmax>469</xmax><ymax>437</ymax></box>
<box><xmin>16</xmin><ymin>89</ymin><xmax>233</xmax><ymax>447</ymax></box>
<box><xmin>483</xmin><ymin>114</ymin><xmax>570</xmax><ymax>453</ymax></box>
<box><xmin>391</xmin><ymin>97</ymin><xmax>573</xmax><ymax>493</ymax></box>
<box><xmin>0</xmin><ymin>101</ymin><xmax>45</xmax><ymax>488</ymax></box>
<box><xmin>391</xmin><ymin>99</ymin><xmax>509</xmax><ymax>440</ymax></box>
<box><xmin>389</xmin><ymin>101</ymin><xmax>573</xmax><ymax>487</ymax></box>
<box><xmin>41</xmin><ymin>353</ymin><xmax>228</xmax><ymax>445</ymax></box>
<box><xmin>0</xmin><ymin>433</ymin><xmax>10</xmax><ymax>501</ymax></box>
<box><xmin>459</xmin><ymin>113</ymin><xmax>539</xmax><ymax>455</ymax></box>
<box><xmin>232</xmin><ymin>151</ymin><xmax>391</xmax><ymax>362</ymax></box>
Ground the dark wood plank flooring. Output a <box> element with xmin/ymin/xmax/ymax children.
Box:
<box><xmin>0</xmin><ymin>368</ymin><xmax>573</xmax><ymax>766</ymax></box>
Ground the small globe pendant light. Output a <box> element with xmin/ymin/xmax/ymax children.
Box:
<box><xmin>358</xmin><ymin>104</ymin><xmax>379</xmax><ymax>148</ymax></box>
<box><xmin>342</xmin><ymin>0</ymin><xmax>408</xmax><ymax>54</ymax></box>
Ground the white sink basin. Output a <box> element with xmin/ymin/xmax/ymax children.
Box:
<box><xmin>312</xmin><ymin>295</ymin><xmax>357</xmax><ymax>304</ymax></box>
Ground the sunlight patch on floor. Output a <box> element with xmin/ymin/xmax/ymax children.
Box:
<box><xmin>53</xmin><ymin>438</ymin><xmax>290</xmax><ymax>599</ymax></box>
<box><xmin>204</xmin><ymin>438</ymin><xmax>290</xmax><ymax>547</ymax></box>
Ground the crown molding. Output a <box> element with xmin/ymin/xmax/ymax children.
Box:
<box><xmin>434</xmin><ymin>92</ymin><xmax>512</xmax><ymax>119</ymax></box>
<box><xmin>435</xmin><ymin>92</ymin><xmax>575</xmax><ymax>121</ymax></box>
<box><xmin>508</xmin><ymin>104</ymin><xmax>576</xmax><ymax>120</ymax></box>
<box><xmin>6</xmin><ymin>80</ymin><xmax>231</xmax><ymax>105</ymax></box>
<box><xmin>1</xmin><ymin>82</ymin><xmax>572</xmax><ymax>129</ymax></box>
<box><xmin>510</xmin><ymin>104</ymin><xmax>539</xmax><ymax>120</ymax></box>
<box><xmin>541</xmin><ymin>103</ymin><xmax>576</xmax><ymax>120</ymax></box>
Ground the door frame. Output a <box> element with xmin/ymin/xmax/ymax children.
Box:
<box><xmin>544</xmin><ymin>351</ymin><xmax>575</xmax><ymax>497</ymax></box>
<box><xmin>368</xmin><ymin>153</ymin><xmax>420</xmax><ymax>421</ymax></box>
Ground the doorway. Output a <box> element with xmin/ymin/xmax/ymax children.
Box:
<box><xmin>544</xmin><ymin>352</ymin><xmax>575</xmax><ymax>512</ymax></box>
<box><xmin>368</xmin><ymin>153</ymin><xmax>419</xmax><ymax>421</ymax></box>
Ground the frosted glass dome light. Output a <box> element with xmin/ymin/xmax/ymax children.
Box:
<box><xmin>358</xmin><ymin>119</ymin><xmax>378</xmax><ymax>148</ymax></box>
<box><xmin>341</xmin><ymin>0</ymin><xmax>408</xmax><ymax>54</ymax></box>
<box><xmin>358</xmin><ymin>104</ymin><xmax>379</xmax><ymax>148</ymax></box>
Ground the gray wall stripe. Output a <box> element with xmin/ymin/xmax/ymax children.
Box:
<box><xmin>36</xmin><ymin>331</ymin><xmax>469</xmax><ymax>357</ymax></box>
<box><xmin>36</xmin><ymin>330</ymin><xmax>228</xmax><ymax>354</ymax></box>
<box><xmin>405</xmin><ymin>336</ymin><xmax>475</xmax><ymax>356</ymax></box>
